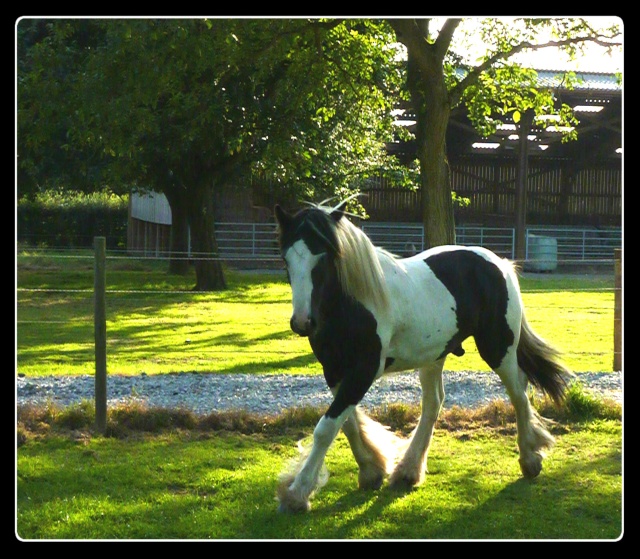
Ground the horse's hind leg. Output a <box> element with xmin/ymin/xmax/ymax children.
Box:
<box><xmin>341</xmin><ymin>407</ymin><xmax>402</xmax><ymax>490</ymax></box>
<box><xmin>494</xmin><ymin>352</ymin><xmax>555</xmax><ymax>478</ymax></box>
<box><xmin>389</xmin><ymin>359</ymin><xmax>445</xmax><ymax>490</ymax></box>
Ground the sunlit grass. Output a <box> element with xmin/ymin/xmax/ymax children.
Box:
<box><xmin>17</xmin><ymin>398</ymin><xmax>622</xmax><ymax>540</ymax></box>
<box><xmin>17</xmin><ymin>252</ymin><xmax>616</xmax><ymax>376</ymax></box>
<box><xmin>16</xmin><ymin>252</ymin><xmax>621</xmax><ymax>540</ymax></box>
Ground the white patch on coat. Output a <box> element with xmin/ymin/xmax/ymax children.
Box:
<box><xmin>284</xmin><ymin>239</ymin><xmax>322</xmax><ymax>327</ymax></box>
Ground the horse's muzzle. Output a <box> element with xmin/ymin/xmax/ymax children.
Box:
<box><xmin>290</xmin><ymin>315</ymin><xmax>316</xmax><ymax>337</ymax></box>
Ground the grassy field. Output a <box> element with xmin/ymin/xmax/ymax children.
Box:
<box><xmin>16</xmin><ymin>251</ymin><xmax>622</xmax><ymax>540</ymax></box>
<box><xmin>17</xmin><ymin>396</ymin><xmax>622</xmax><ymax>540</ymax></box>
<box><xmin>16</xmin><ymin>250</ymin><xmax>617</xmax><ymax>376</ymax></box>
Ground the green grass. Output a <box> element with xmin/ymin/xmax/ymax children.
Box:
<box><xmin>15</xmin><ymin>252</ymin><xmax>622</xmax><ymax>540</ymax></box>
<box><xmin>17</xmin><ymin>393</ymin><xmax>622</xmax><ymax>540</ymax></box>
<box><xmin>17</xmin><ymin>253</ymin><xmax>316</xmax><ymax>376</ymax></box>
<box><xmin>17</xmin><ymin>250</ymin><xmax>617</xmax><ymax>376</ymax></box>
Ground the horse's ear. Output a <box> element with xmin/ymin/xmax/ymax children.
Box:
<box><xmin>331</xmin><ymin>193</ymin><xmax>362</xmax><ymax>221</ymax></box>
<box><xmin>274</xmin><ymin>205</ymin><xmax>292</xmax><ymax>229</ymax></box>
<box><xmin>330</xmin><ymin>202</ymin><xmax>346</xmax><ymax>222</ymax></box>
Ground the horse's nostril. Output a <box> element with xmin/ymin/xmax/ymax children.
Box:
<box><xmin>290</xmin><ymin>314</ymin><xmax>317</xmax><ymax>337</ymax></box>
<box><xmin>290</xmin><ymin>316</ymin><xmax>311</xmax><ymax>337</ymax></box>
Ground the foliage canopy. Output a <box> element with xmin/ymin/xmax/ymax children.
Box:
<box><xmin>17</xmin><ymin>17</ymin><xmax>622</xmax><ymax>283</ymax></box>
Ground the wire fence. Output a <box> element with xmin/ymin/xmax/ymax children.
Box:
<box><xmin>17</xmin><ymin>244</ymin><xmax>622</xmax><ymax>387</ymax></box>
<box><xmin>21</xmin><ymin>221</ymin><xmax>621</xmax><ymax>269</ymax></box>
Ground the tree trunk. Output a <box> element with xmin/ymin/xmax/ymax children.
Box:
<box><xmin>408</xmin><ymin>52</ymin><xmax>456</xmax><ymax>249</ymax></box>
<box><xmin>164</xmin><ymin>187</ymin><xmax>190</xmax><ymax>275</ymax></box>
<box><xmin>417</xmin><ymin>116</ymin><xmax>455</xmax><ymax>249</ymax></box>
<box><xmin>187</xmin><ymin>179</ymin><xmax>227</xmax><ymax>291</ymax></box>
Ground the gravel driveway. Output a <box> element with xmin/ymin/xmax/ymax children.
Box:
<box><xmin>17</xmin><ymin>370</ymin><xmax>621</xmax><ymax>416</ymax></box>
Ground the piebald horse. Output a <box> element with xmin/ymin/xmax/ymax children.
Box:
<box><xmin>274</xmin><ymin>200</ymin><xmax>571</xmax><ymax>513</ymax></box>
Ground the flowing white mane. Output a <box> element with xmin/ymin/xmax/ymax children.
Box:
<box><xmin>312</xmin><ymin>198</ymin><xmax>394</xmax><ymax>311</ymax></box>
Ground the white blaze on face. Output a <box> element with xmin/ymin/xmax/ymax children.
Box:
<box><xmin>285</xmin><ymin>239</ymin><xmax>323</xmax><ymax>331</ymax></box>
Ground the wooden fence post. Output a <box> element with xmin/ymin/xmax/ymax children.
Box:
<box><xmin>94</xmin><ymin>237</ymin><xmax>107</xmax><ymax>433</ymax></box>
<box><xmin>613</xmin><ymin>248</ymin><xmax>622</xmax><ymax>372</ymax></box>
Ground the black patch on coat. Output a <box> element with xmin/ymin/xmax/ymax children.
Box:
<box><xmin>307</xmin><ymin>256</ymin><xmax>382</xmax><ymax>419</ymax></box>
<box><xmin>277</xmin><ymin>208</ymin><xmax>340</xmax><ymax>257</ymax></box>
<box><xmin>276</xmin><ymin>206</ymin><xmax>383</xmax><ymax>419</ymax></box>
<box><xmin>425</xmin><ymin>250</ymin><xmax>514</xmax><ymax>369</ymax></box>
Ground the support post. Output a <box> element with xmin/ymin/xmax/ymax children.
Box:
<box><xmin>515</xmin><ymin>110</ymin><xmax>533</xmax><ymax>262</ymax></box>
<box><xmin>94</xmin><ymin>237</ymin><xmax>107</xmax><ymax>433</ymax></box>
<box><xmin>613</xmin><ymin>248</ymin><xmax>622</xmax><ymax>371</ymax></box>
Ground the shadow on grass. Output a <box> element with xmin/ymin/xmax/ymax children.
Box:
<box><xmin>17</xmin><ymin>437</ymin><xmax>622</xmax><ymax>540</ymax></box>
<box><xmin>17</xmin><ymin>397</ymin><xmax>622</xmax><ymax>540</ymax></box>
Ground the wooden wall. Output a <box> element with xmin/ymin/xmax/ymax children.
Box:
<box><xmin>363</xmin><ymin>157</ymin><xmax>621</xmax><ymax>227</ymax></box>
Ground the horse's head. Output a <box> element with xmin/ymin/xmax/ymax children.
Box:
<box><xmin>275</xmin><ymin>204</ymin><xmax>345</xmax><ymax>337</ymax></box>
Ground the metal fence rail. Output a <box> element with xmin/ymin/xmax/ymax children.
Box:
<box><xmin>360</xmin><ymin>223</ymin><xmax>424</xmax><ymax>256</ymax></box>
<box><xmin>215</xmin><ymin>222</ymin><xmax>280</xmax><ymax>258</ymax></box>
<box><xmin>526</xmin><ymin>227</ymin><xmax>622</xmax><ymax>262</ymax></box>
<box><xmin>349</xmin><ymin>223</ymin><xmax>619</xmax><ymax>263</ymax></box>
<box><xmin>450</xmin><ymin>226</ymin><xmax>516</xmax><ymax>259</ymax></box>
<box><xmin>137</xmin><ymin>221</ymin><xmax>622</xmax><ymax>265</ymax></box>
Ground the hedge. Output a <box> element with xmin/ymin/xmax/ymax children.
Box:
<box><xmin>17</xmin><ymin>192</ymin><xmax>129</xmax><ymax>249</ymax></box>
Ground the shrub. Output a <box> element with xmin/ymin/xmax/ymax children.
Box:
<box><xmin>17</xmin><ymin>190</ymin><xmax>128</xmax><ymax>249</ymax></box>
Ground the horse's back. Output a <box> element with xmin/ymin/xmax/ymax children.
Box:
<box><xmin>380</xmin><ymin>245</ymin><xmax>522</xmax><ymax>371</ymax></box>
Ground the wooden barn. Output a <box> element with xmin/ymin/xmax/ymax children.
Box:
<box><xmin>376</xmin><ymin>70</ymin><xmax>621</xmax><ymax>227</ymax></box>
<box><xmin>128</xmin><ymin>69</ymin><xmax>621</xmax><ymax>258</ymax></box>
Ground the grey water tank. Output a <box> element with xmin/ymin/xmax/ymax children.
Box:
<box><xmin>526</xmin><ymin>234</ymin><xmax>558</xmax><ymax>272</ymax></box>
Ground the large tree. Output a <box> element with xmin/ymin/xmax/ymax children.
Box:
<box><xmin>17</xmin><ymin>20</ymin><xmax>109</xmax><ymax>197</ymax></box>
<box><xmin>18</xmin><ymin>18</ymin><xmax>400</xmax><ymax>289</ymax></box>
<box><xmin>388</xmin><ymin>17</ymin><xmax>621</xmax><ymax>248</ymax></box>
<box><xmin>19</xmin><ymin>17</ymin><xmax>621</xmax><ymax>273</ymax></box>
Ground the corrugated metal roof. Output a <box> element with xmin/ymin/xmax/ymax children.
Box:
<box><xmin>535</xmin><ymin>70</ymin><xmax>621</xmax><ymax>91</ymax></box>
<box><xmin>131</xmin><ymin>191</ymin><xmax>172</xmax><ymax>225</ymax></box>
<box><xmin>452</xmin><ymin>67</ymin><xmax>621</xmax><ymax>92</ymax></box>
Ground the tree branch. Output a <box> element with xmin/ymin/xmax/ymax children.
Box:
<box><xmin>434</xmin><ymin>18</ymin><xmax>462</xmax><ymax>59</ymax></box>
<box><xmin>307</xmin><ymin>18</ymin><xmax>345</xmax><ymax>32</ymax></box>
<box><xmin>388</xmin><ymin>19</ymin><xmax>436</xmax><ymax>77</ymax></box>
<box><xmin>449</xmin><ymin>33</ymin><xmax>622</xmax><ymax>106</ymax></box>
<box><xmin>390</xmin><ymin>18</ymin><xmax>464</xmax><ymax>79</ymax></box>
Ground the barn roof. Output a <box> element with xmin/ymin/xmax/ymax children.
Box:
<box><xmin>389</xmin><ymin>68</ymin><xmax>622</xmax><ymax>162</ymax></box>
<box><xmin>535</xmin><ymin>69</ymin><xmax>621</xmax><ymax>91</ymax></box>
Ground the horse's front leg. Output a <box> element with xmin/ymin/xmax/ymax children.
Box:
<box><xmin>277</xmin><ymin>406</ymin><xmax>353</xmax><ymax>513</ymax></box>
<box><xmin>277</xmin><ymin>364</ymin><xmax>380</xmax><ymax>513</ymax></box>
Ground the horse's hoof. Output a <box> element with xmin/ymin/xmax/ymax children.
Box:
<box><xmin>388</xmin><ymin>473</ymin><xmax>419</xmax><ymax>492</ymax></box>
<box><xmin>519</xmin><ymin>455</ymin><xmax>543</xmax><ymax>478</ymax></box>
<box><xmin>388</xmin><ymin>479</ymin><xmax>414</xmax><ymax>492</ymax></box>
<box><xmin>389</xmin><ymin>463</ymin><xmax>424</xmax><ymax>491</ymax></box>
<box><xmin>359</xmin><ymin>471</ymin><xmax>384</xmax><ymax>491</ymax></box>
<box><xmin>277</xmin><ymin>499</ymin><xmax>311</xmax><ymax>514</ymax></box>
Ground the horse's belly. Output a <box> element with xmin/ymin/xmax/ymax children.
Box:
<box><xmin>385</xmin><ymin>323</ymin><xmax>458</xmax><ymax>372</ymax></box>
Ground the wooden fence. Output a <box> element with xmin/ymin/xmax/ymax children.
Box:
<box><xmin>614</xmin><ymin>248</ymin><xmax>622</xmax><ymax>372</ymax></box>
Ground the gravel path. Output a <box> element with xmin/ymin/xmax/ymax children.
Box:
<box><xmin>17</xmin><ymin>371</ymin><xmax>621</xmax><ymax>416</ymax></box>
